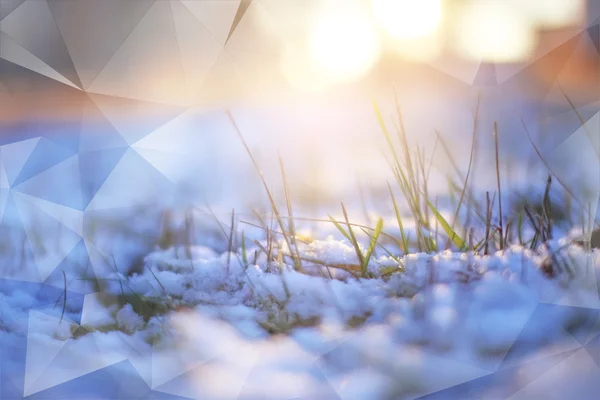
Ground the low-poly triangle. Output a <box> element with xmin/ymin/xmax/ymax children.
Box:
<box><xmin>87</xmin><ymin>1</ymin><xmax>187</xmax><ymax>106</ymax></box>
<box><xmin>171</xmin><ymin>0</ymin><xmax>224</xmax><ymax>98</ymax></box>
<box><xmin>0</xmin><ymin>0</ymin><xmax>26</xmax><ymax>21</ymax></box>
<box><xmin>24</xmin><ymin>326</ymin><xmax>128</xmax><ymax>396</ymax></box>
<box><xmin>12</xmin><ymin>196</ymin><xmax>83</xmax><ymax>282</ymax></box>
<box><xmin>40</xmin><ymin>239</ymin><xmax>96</xmax><ymax>296</ymax></box>
<box><xmin>0</xmin><ymin>193</ymin><xmax>42</xmax><ymax>282</ymax></box>
<box><xmin>22</xmin><ymin>119</ymin><xmax>82</xmax><ymax>154</ymax></box>
<box><xmin>0</xmin><ymin>32</ymin><xmax>78</xmax><ymax>90</ymax></box>
<box><xmin>181</xmin><ymin>0</ymin><xmax>240</xmax><ymax>46</ymax></box>
<box><xmin>472</xmin><ymin>62</ymin><xmax>497</xmax><ymax>86</ymax></box>
<box><xmin>84</xmin><ymin>147</ymin><xmax>174</xmax><ymax>211</ymax></box>
<box><xmin>0</xmin><ymin>188</ymin><xmax>9</xmax><ymax>222</ymax></box>
<box><xmin>79</xmin><ymin>147</ymin><xmax>129</xmax><ymax>209</ymax></box>
<box><xmin>0</xmin><ymin>0</ymin><xmax>82</xmax><ymax>88</ymax></box>
<box><xmin>588</xmin><ymin>23</ymin><xmax>600</xmax><ymax>54</ymax></box>
<box><xmin>47</xmin><ymin>0</ymin><xmax>157</xmax><ymax>90</ymax></box>
<box><xmin>13</xmin><ymin>192</ymin><xmax>83</xmax><ymax>237</ymax></box>
<box><xmin>11</xmin><ymin>138</ymin><xmax>74</xmax><ymax>188</ymax></box>
<box><xmin>585</xmin><ymin>332</ymin><xmax>600</xmax><ymax>368</ymax></box>
<box><xmin>14</xmin><ymin>155</ymin><xmax>84</xmax><ymax>210</ymax></box>
<box><xmin>87</xmin><ymin>93</ymin><xmax>186</xmax><ymax>146</ymax></box>
<box><xmin>501</xmin><ymin>31</ymin><xmax>581</xmax><ymax>98</ymax></box>
<box><xmin>24</xmin><ymin>310</ymin><xmax>76</xmax><ymax>396</ymax></box>
<box><xmin>418</xmin><ymin>348</ymin><xmax>579</xmax><ymax>399</ymax></box>
<box><xmin>507</xmin><ymin>348</ymin><xmax>600</xmax><ymax>400</ymax></box>
<box><xmin>226</xmin><ymin>0</ymin><xmax>254</xmax><ymax>46</ymax></box>
<box><xmin>499</xmin><ymin>304</ymin><xmax>589</xmax><ymax>369</ymax></box>
<box><xmin>77</xmin><ymin>98</ymin><xmax>129</xmax><ymax>152</ymax></box>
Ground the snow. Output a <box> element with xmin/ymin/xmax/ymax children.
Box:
<box><xmin>2</xmin><ymin>227</ymin><xmax>599</xmax><ymax>399</ymax></box>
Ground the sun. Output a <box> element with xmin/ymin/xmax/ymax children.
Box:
<box><xmin>308</xmin><ymin>4</ymin><xmax>381</xmax><ymax>85</ymax></box>
<box><xmin>372</xmin><ymin>0</ymin><xmax>444</xmax><ymax>39</ymax></box>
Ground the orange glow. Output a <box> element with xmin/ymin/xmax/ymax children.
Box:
<box><xmin>453</xmin><ymin>1</ymin><xmax>537</xmax><ymax>63</ymax></box>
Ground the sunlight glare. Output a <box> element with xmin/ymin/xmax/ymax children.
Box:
<box><xmin>280</xmin><ymin>44</ymin><xmax>332</xmax><ymax>93</ymax></box>
<box><xmin>454</xmin><ymin>1</ymin><xmax>537</xmax><ymax>63</ymax></box>
<box><xmin>390</xmin><ymin>32</ymin><xmax>443</xmax><ymax>62</ymax></box>
<box><xmin>309</xmin><ymin>4</ymin><xmax>381</xmax><ymax>84</ymax></box>
<box><xmin>372</xmin><ymin>0</ymin><xmax>444</xmax><ymax>39</ymax></box>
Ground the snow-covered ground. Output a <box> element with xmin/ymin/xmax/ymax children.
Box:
<box><xmin>2</xmin><ymin>224</ymin><xmax>600</xmax><ymax>399</ymax></box>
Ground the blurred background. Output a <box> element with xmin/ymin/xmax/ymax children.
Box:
<box><xmin>0</xmin><ymin>0</ymin><xmax>598</xmax><ymax>215</ymax></box>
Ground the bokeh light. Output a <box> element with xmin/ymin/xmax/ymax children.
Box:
<box><xmin>453</xmin><ymin>1</ymin><xmax>537</xmax><ymax>63</ymax></box>
<box><xmin>308</xmin><ymin>3</ymin><xmax>381</xmax><ymax>84</ymax></box>
<box><xmin>372</xmin><ymin>0</ymin><xmax>444</xmax><ymax>39</ymax></box>
<box><xmin>508</xmin><ymin>0</ymin><xmax>586</xmax><ymax>29</ymax></box>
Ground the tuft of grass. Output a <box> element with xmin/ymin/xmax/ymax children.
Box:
<box><xmin>279</xmin><ymin>155</ymin><xmax>304</xmax><ymax>272</ymax></box>
<box><xmin>424</xmin><ymin>196</ymin><xmax>467</xmax><ymax>252</ymax></box>
<box><xmin>341</xmin><ymin>203</ymin><xmax>365</xmax><ymax>269</ymax></box>
<box><xmin>328</xmin><ymin>204</ymin><xmax>384</xmax><ymax>277</ymax></box>
<box><xmin>374</xmin><ymin>96</ymin><xmax>472</xmax><ymax>253</ymax></box>
<box><xmin>446</xmin><ymin>95</ymin><xmax>479</xmax><ymax>250</ymax></box>
<box><xmin>227</xmin><ymin>110</ymin><xmax>303</xmax><ymax>272</ymax></box>
<box><xmin>363</xmin><ymin>217</ymin><xmax>384</xmax><ymax>276</ymax></box>
<box><xmin>388</xmin><ymin>182</ymin><xmax>409</xmax><ymax>253</ymax></box>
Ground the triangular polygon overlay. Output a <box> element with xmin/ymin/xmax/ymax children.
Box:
<box><xmin>0</xmin><ymin>0</ymin><xmax>82</xmax><ymax>88</ymax></box>
<box><xmin>14</xmin><ymin>154</ymin><xmax>84</xmax><ymax>210</ymax></box>
<box><xmin>0</xmin><ymin>188</ymin><xmax>9</xmax><ymax>222</ymax></box>
<box><xmin>47</xmin><ymin>0</ymin><xmax>157</xmax><ymax>89</ymax></box>
<box><xmin>225</xmin><ymin>0</ymin><xmax>254</xmax><ymax>46</ymax></box>
<box><xmin>0</xmin><ymin>138</ymin><xmax>40</xmax><ymax>185</ymax></box>
<box><xmin>588</xmin><ymin>23</ymin><xmax>600</xmax><ymax>53</ymax></box>
<box><xmin>171</xmin><ymin>0</ymin><xmax>224</xmax><ymax>98</ymax></box>
<box><xmin>12</xmin><ymin>191</ymin><xmax>83</xmax><ymax>237</ymax></box>
<box><xmin>87</xmin><ymin>1</ymin><xmax>187</xmax><ymax>105</ymax></box>
<box><xmin>77</xmin><ymin>97</ymin><xmax>129</xmax><ymax>153</ymax></box>
<box><xmin>472</xmin><ymin>62</ymin><xmax>497</xmax><ymax>86</ymax></box>
<box><xmin>0</xmin><ymin>192</ymin><xmax>42</xmax><ymax>282</ymax></box>
<box><xmin>87</xmin><ymin>93</ymin><xmax>187</xmax><ymax>146</ymax></box>
<box><xmin>79</xmin><ymin>147</ymin><xmax>129</xmax><ymax>209</ymax></box>
<box><xmin>507</xmin><ymin>349</ymin><xmax>600</xmax><ymax>400</ymax></box>
<box><xmin>181</xmin><ymin>0</ymin><xmax>240</xmax><ymax>46</ymax></box>
<box><xmin>224</xmin><ymin>0</ymin><xmax>280</xmax><ymax>55</ymax></box>
<box><xmin>0</xmin><ymin>2</ymin><xmax>597</xmax><ymax>399</ymax></box>
<box><xmin>417</xmin><ymin>349</ymin><xmax>579</xmax><ymax>400</ymax></box>
<box><xmin>0</xmin><ymin>0</ymin><xmax>26</xmax><ymax>21</ymax></box>
<box><xmin>85</xmin><ymin>147</ymin><xmax>174</xmax><ymax>211</ymax></box>
<box><xmin>24</xmin><ymin>319</ymin><xmax>127</xmax><ymax>397</ymax></box>
<box><xmin>24</xmin><ymin>311</ymin><xmax>76</xmax><ymax>397</ymax></box>
<box><xmin>0</xmin><ymin>151</ymin><xmax>10</xmax><ymax>190</ymax></box>
<box><xmin>11</xmin><ymin>137</ymin><xmax>75</xmax><ymax>188</ymax></box>
<box><xmin>0</xmin><ymin>31</ymin><xmax>78</xmax><ymax>89</ymax></box>
<box><xmin>12</xmin><ymin>192</ymin><xmax>83</xmax><ymax>282</ymax></box>
<box><xmin>42</xmin><ymin>239</ymin><xmax>97</xmax><ymax>295</ymax></box>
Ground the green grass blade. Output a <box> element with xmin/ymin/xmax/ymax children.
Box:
<box><xmin>241</xmin><ymin>230</ymin><xmax>248</xmax><ymax>266</ymax></box>
<box><xmin>424</xmin><ymin>197</ymin><xmax>467</xmax><ymax>251</ymax></box>
<box><xmin>363</xmin><ymin>218</ymin><xmax>384</xmax><ymax>275</ymax></box>
<box><xmin>341</xmin><ymin>203</ymin><xmax>365</xmax><ymax>268</ymax></box>
<box><xmin>328</xmin><ymin>214</ymin><xmax>352</xmax><ymax>242</ymax></box>
<box><xmin>387</xmin><ymin>182</ymin><xmax>408</xmax><ymax>253</ymax></box>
